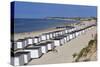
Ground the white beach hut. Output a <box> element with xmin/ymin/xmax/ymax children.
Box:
<box><xmin>72</xmin><ymin>33</ymin><xmax>75</xmax><ymax>39</ymax></box>
<box><xmin>69</xmin><ymin>34</ymin><xmax>73</xmax><ymax>40</ymax></box>
<box><xmin>26</xmin><ymin>37</ymin><xmax>34</xmax><ymax>45</ymax></box>
<box><xmin>49</xmin><ymin>32</ymin><xmax>53</xmax><ymax>39</ymax></box>
<box><xmin>75</xmin><ymin>31</ymin><xmax>79</xmax><ymax>37</ymax></box>
<box><xmin>55</xmin><ymin>31</ymin><xmax>60</xmax><ymax>37</ymax></box>
<box><xmin>24</xmin><ymin>39</ymin><xmax>28</xmax><ymax>47</ymax></box>
<box><xmin>62</xmin><ymin>34</ymin><xmax>68</xmax><ymax>43</ymax></box>
<box><xmin>12</xmin><ymin>42</ymin><xmax>17</xmax><ymax>51</ymax></box>
<box><xmin>52</xmin><ymin>32</ymin><xmax>56</xmax><ymax>38</ymax></box>
<box><xmin>33</xmin><ymin>36</ymin><xmax>40</xmax><ymax>44</ymax></box>
<box><xmin>66</xmin><ymin>35</ymin><xmax>70</xmax><ymax>42</ymax></box>
<box><xmin>53</xmin><ymin>37</ymin><xmax>64</xmax><ymax>46</ymax></box>
<box><xmin>82</xmin><ymin>29</ymin><xmax>85</xmax><ymax>34</ymax></box>
<box><xmin>63</xmin><ymin>36</ymin><xmax>67</xmax><ymax>44</ymax></box>
<box><xmin>11</xmin><ymin>52</ymin><xmax>25</xmax><ymax>66</ymax></box>
<box><xmin>24</xmin><ymin>47</ymin><xmax>42</xmax><ymax>59</ymax></box>
<box><xmin>34</xmin><ymin>43</ymin><xmax>48</xmax><ymax>53</ymax></box>
<box><xmin>14</xmin><ymin>52</ymin><xmax>31</xmax><ymax>65</ymax></box>
<box><xmin>46</xmin><ymin>41</ymin><xmax>54</xmax><ymax>50</ymax></box>
<box><xmin>15</xmin><ymin>39</ymin><xmax>26</xmax><ymax>50</ymax></box>
<box><xmin>65</xmin><ymin>29</ymin><xmax>69</xmax><ymax>34</ymax></box>
<box><xmin>44</xmin><ymin>33</ymin><xmax>50</xmax><ymax>40</ymax></box>
<box><xmin>40</xmin><ymin>34</ymin><xmax>47</xmax><ymax>41</ymax></box>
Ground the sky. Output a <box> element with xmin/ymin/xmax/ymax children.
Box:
<box><xmin>12</xmin><ymin>1</ymin><xmax>97</xmax><ymax>18</ymax></box>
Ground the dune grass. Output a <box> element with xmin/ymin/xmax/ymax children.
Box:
<box><xmin>73</xmin><ymin>33</ymin><xmax>97</xmax><ymax>62</ymax></box>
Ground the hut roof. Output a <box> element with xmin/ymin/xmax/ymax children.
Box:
<box><xmin>25</xmin><ymin>46</ymin><xmax>41</xmax><ymax>49</ymax></box>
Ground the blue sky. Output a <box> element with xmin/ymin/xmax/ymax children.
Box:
<box><xmin>12</xmin><ymin>1</ymin><xmax>97</xmax><ymax>18</ymax></box>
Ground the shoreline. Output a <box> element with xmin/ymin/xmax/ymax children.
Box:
<box><xmin>13</xmin><ymin>27</ymin><xmax>66</xmax><ymax>41</ymax></box>
<box><xmin>13</xmin><ymin>20</ymin><xmax>96</xmax><ymax>41</ymax></box>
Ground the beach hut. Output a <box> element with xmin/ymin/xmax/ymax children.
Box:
<box><xmin>66</xmin><ymin>35</ymin><xmax>70</xmax><ymax>42</ymax></box>
<box><xmin>34</xmin><ymin>43</ymin><xmax>48</xmax><ymax>53</ymax></box>
<box><xmin>65</xmin><ymin>29</ymin><xmax>69</xmax><ymax>34</ymax></box>
<box><xmin>24</xmin><ymin>47</ymin><xmax>42</xmax><ymax>59</ymax></box>
<box><xmin>11</xmin><ymin>52</ymin><xmax>25</xmax><ymax>66</ymax></box>
<box><xmin>33</xmin><ymin>36</ymin><xmax>40</xmax><ymax>44</ymax></box>
<box><xmin>73</xmin><ymin>28</ymin><xmax>76</xmax><ymax>31</ymax></box>
<box><xmin>75</xmin><ymin>31</ymin><xmax>79</xmax><ymax>37</ymax></box>
<box><xmin>24</xmin><ymin>39</ymin><xmax>28</xmax><ymax>47</ymax></box>
<box><xmin>46</xmin><ymin>41</ymin><xmax>54</xmax><ymax>50</ymax></box>
<box><xmin>52</xmin><ymin>32</ymin><xmax>56</xmax><ymax>38</ymax></box>
<box><xmin>15</xmin><ymin>39</ymin><xmax>26</xmax><ymax>49</ymax></box>
<box><xmin>14</xmin><ymin>52</ymin><xmax>31</xmax><ymax>65</ymax></box>
<box><xmin>12</xmin><ymin>42</ymin><xmax>17</xmax><ymax>51</ymax></box>
<box><xmin>63</xmin><ymin>36</ymin><xmax>67</xmax><ymax>44</ymax></box>
<box><xmin>49</xmin><ymin>32</ymin><xmax>53</xmax><ymax>39</ymax></box>
<box><xmin>40</xmin><ymin>34</ymin><xmax>47</xmax><ymax>41</ymax></box>
<box><xmin>55</xmin><ymin>31</ymin><xmax>59</xmax><ymax>37</ymax></box>
<box><xmin>26</xmin><ymin>37</ymin><xmax>34</xmax><ymax>45</ymax></box>
<box><xmin>53</xmin><ymin>37</ymin><xmax>64</xmax><ymax>46</ymax></box>
<box><xmin>82</xmin><ymin>29</ymin><xmax>85</xmax><ymax>34</ymax></box>
<box><xmin>62</xmin><ymin>34</ymin><xmax>68</xmax><ymax>43</ymax></box>
<box><xmin>68</xmin><ymin>29</ymin><xmax>72</xmax><ymax>33</ymax></box>
<box><xmin>74</xmin><ymin>32</ymin><xmax>76</xmax><ymax>38</ymax></box>
<box><xmin>44</xmin><ymin>33</ymin><xmax>50</xmax><ymax>40</ymax></box>
<box><xmin>69</xmin><ymin>34</ymin><xmax>73</xmax><ymax>40</ymax></box>
<box><xmin>71</xmin><ymin>33</ymin><xmax>75</xmax><ymax>39</ymax></box>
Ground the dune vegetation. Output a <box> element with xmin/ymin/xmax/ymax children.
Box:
<box><xmin>72</xmin><ymin>33</ymin><xmax>97</xmax><ymax>62</ymax></box>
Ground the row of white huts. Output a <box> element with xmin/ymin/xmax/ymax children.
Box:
<box><xmin>11</xmin><ymin>25</ymin><xmax>94</xmax><ymax>66</ymax></box>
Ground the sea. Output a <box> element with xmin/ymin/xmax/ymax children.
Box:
<box><xmin>13</xmin><ymin>18</ymin><xmax>79</xmax><ymax>33</ymax></box>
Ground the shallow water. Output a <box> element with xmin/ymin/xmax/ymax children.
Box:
<box><xmin>13</xmin><ymin>18</ymin><xmax>79</xmax><ymax>33</ymax></box>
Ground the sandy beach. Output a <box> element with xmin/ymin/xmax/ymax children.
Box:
<box><xmin>13</xmin><ymin>20</ymin><xmax>96</xmax><ymax>41</ymax></box>
<box><xmin>13</xmin><ymin>20</ymin><xmax>97</xmax><ymax>65</ymax></box>
<box><xmin>26</xmin><ymin>25</ymin><xmax>97</xmax><ymax>65</ymax></box>
<box><xmin>13</xmin><ymin>28</ymin><xmax>66</xmax><ymax>41</ymax></box>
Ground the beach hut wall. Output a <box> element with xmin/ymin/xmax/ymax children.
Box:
<box><xmin>14</xmin><ymin>52</ymin><xmax>31</xmax><ymax>64</ymax></box>
<box><xmin>13</xmin><ymin>43</ymin><xmax>17</xmax><ymax>50</ymax></box>
<box><xmin>41</xmin><ymin>45</ymin><xmax>48</xmax><ymax>53</ymax></box>
<box><xmin>57</xmin><ymin>31</ymin><xmax>61</xmax><ymax>35</ymax></box>
<box><xmin>24</xmin><ymin>39</ymin><xmax>28</xmax><ymax>47</ymax></box>
<box><xmin>54</xmin><ymin>32</ymin><xmax>57</xmax><ymax>36</ymax></box>
<box><xmin>82</xmin><ymin>30</ymin><xmax>85</xmax><ymax>34</ymax></box>
<box><xmin>52</xmin><ymin>32</ymin><xmax>56</xmax><ymax>38</ymax></box>
<box><xmin>49</xmin><ymin>33</ymin><xmax>53</xmax><ymax>39</ymax></box>
<box><xmin>53</xmin><ymin>40</ymin><xmax>61</xmax><ymax>46</ymax></box>
<box><xmin>40</xmin><ymin>34</ymin><xmax>47</xmax><ymax>41</ymax></box>
<box><xmin>71</xmin><ymin>33</ymin><xmax>74</xmax><ymax>39</ymax></box>
<box><xmin>53</xmin><ymin>37</ymin><xmax>64</xmax><ymax>46</ymax></box>
<box><xmin>46</xmin><ymin>41</ymin><xmax>54</xmax><ymax>50</ymax></box>
<box><xmin>11</xmin><ymin>52</ymin><xmax>25</xmax><ymax>66</ymax></box>
<box><xmin>63</xmin><ymin>36</ymin><xmax>67</xmax><ymax>44</ymax></box>
<box><xmin>60</xmin><ymin>38</ymin><xmax>65</xmax><ymax>45</ymax></box>
<box><xmin>76</xmin><ymin>31</ymin><xmax>80</xmax><ymax>37</ymax></box>
<box><xmin>16</xmin><ymin>39</ymin><xmax>25</xmax><ymax>49</ymax></box>
<box><xmin>46</xmin><ymin>34</ymin><xmax>50</xmax><ymax>40</ymax></box>
<box><xmin>58</xmin><ymin>31</ymin><xmax>62</xmax><ymax>35</ymax></box>
<box><xmin>33</xmin><ymin>36</ymin><xmax>40</xmax><ymax>44</ymax></box>
<box><xmin>73</xmin><ymin>28</ymin><xmax>76</xmax><ymax>31</ymax></box>
<box><xmin>24</xmin><ymin>47</ymin><xmax>42</xmax><ymax>59</ymax></box>
<box><xmin>69</xmin><ymin>34</ymin><xmax>73</xmax><ymax>40</ymax></box>
<box><xmin>69</xmin><ymin>29</ymin><xmax>72</xmax><ymax>33</ymax></box>
<box><xmin>62</xmin><ymin>30</ymin><xmax>66</xmax><ymax>35</ymax></box>
<box><xmin>65</xmin><ymin>29</ymin><xmax>68</xmax><ymax>34</ymax></box>
<box><xmin>34</xmin><ymin>43</ymin><xmax>48</xmax><ymax>53</ymax></box>
<box><xmin>66</xmin><ymin>35</ymin><xmax>70</xmax><ymax>41</ymax></box>
<box><xmin>26</xmin><ymin>37</ymin><xmax>34</xmax><ymax>45</ymax></box>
